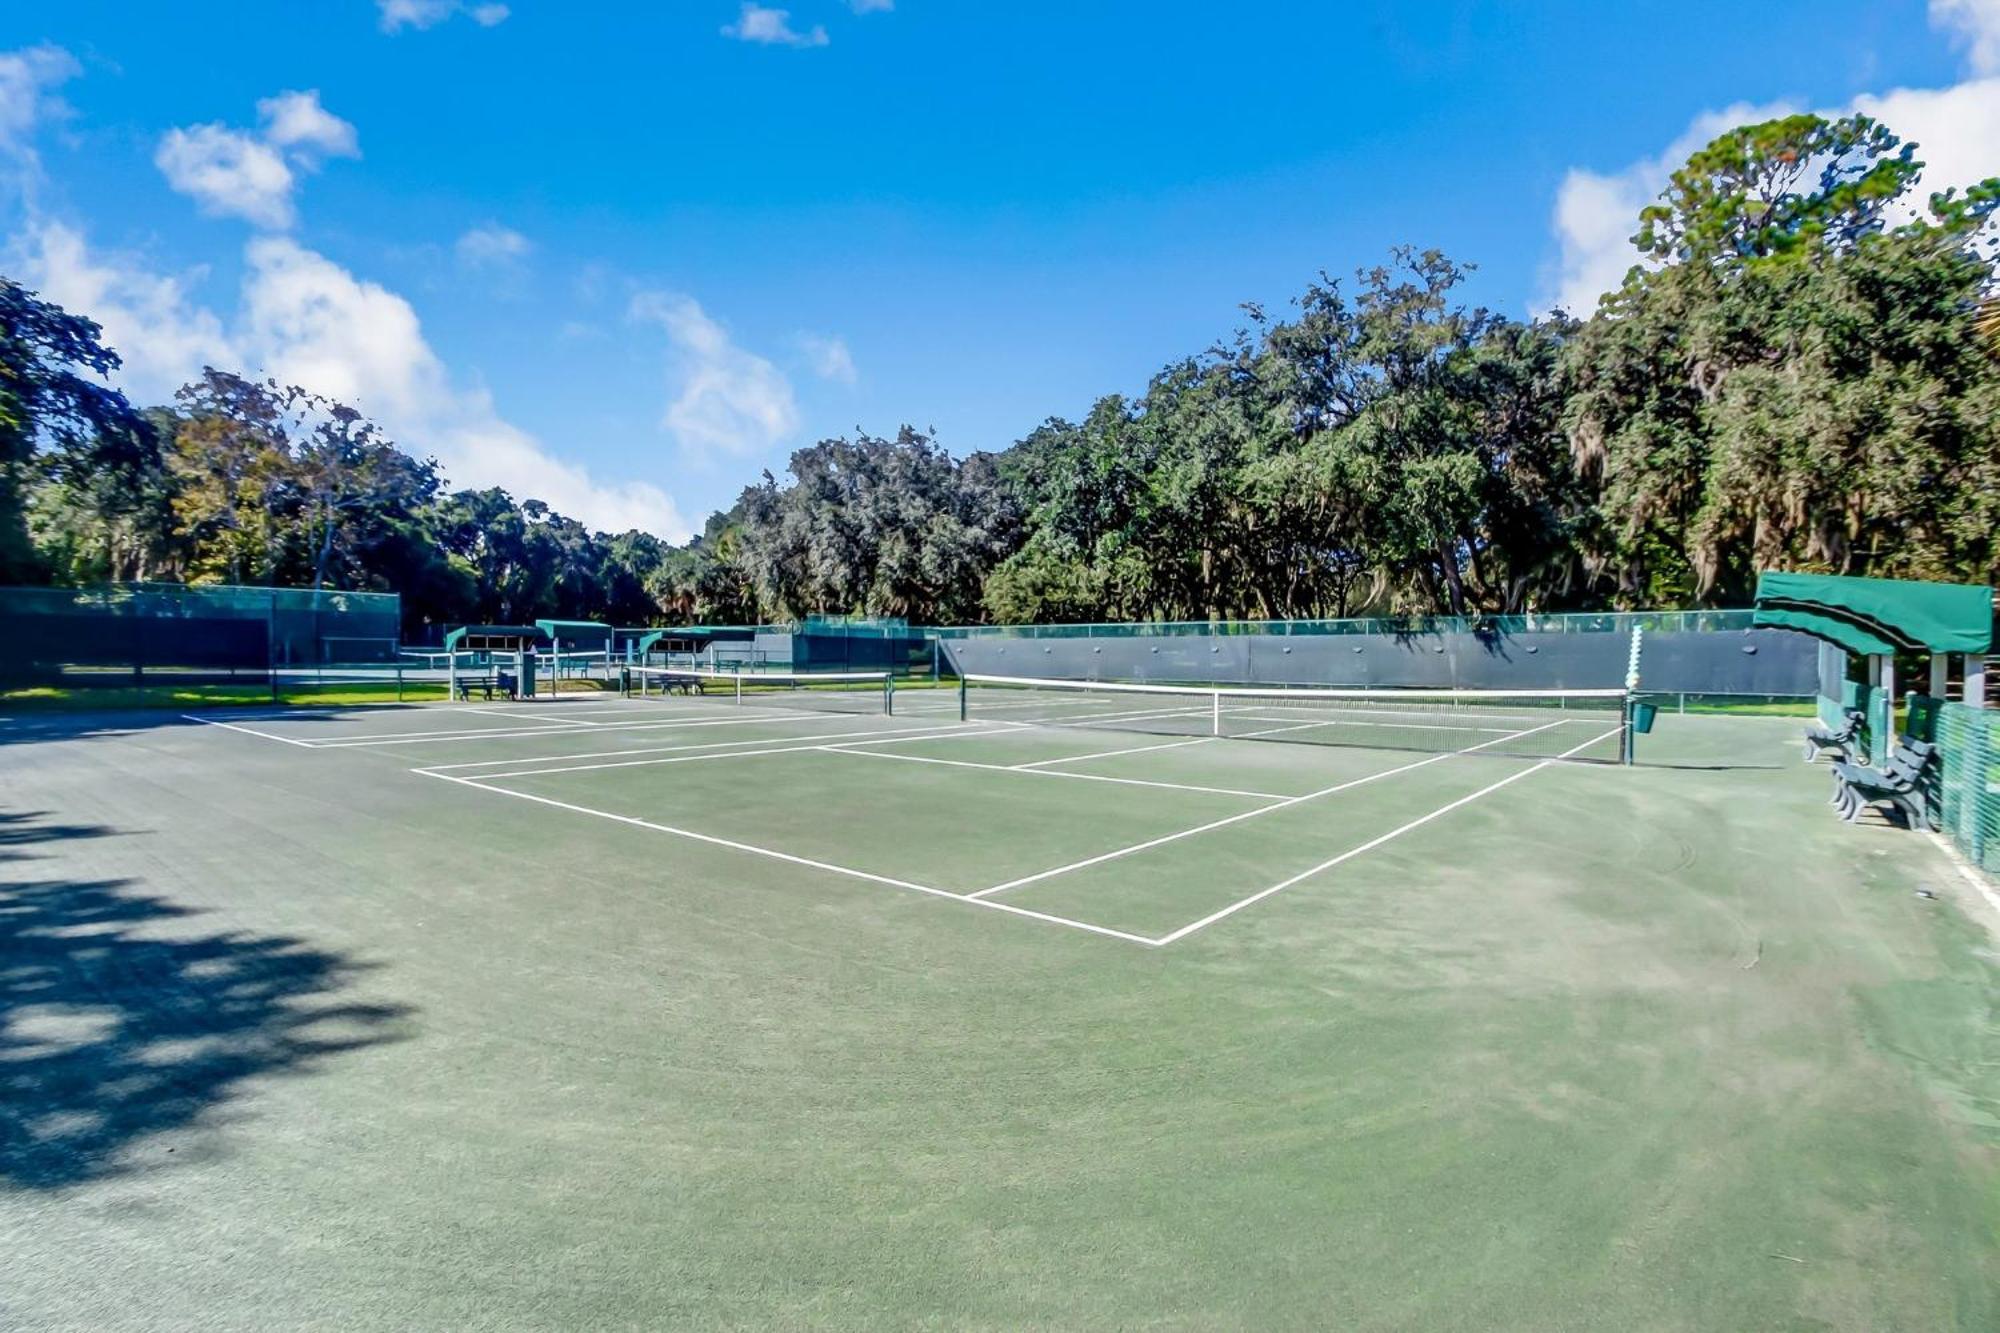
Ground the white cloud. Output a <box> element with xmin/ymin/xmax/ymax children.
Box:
<box><xmin>1544</xmin><ymin>6</ymin><xmax>2000</xmax><ymax>314</ymax></box>
<box><xmin>234</xmin><ymin>236</ymin><xmax>684</xmax><ymax>535</ymax></box>
<box><xmin>154</xmin><ymin>92</ymin><xmax>361</xmax><ymax>232</ymax></box>
<box><xmin>376</xmin><ymin>0</ymin><xmax>508</xmax><ymax>32</ymax></box>
<box><xmin>1852</xmin><ymin>77</ymin><xmax>2000</xmax><ymax>220</ymax></box>
<box><xmin>256</xmin><ymin>90</ymin><xmax>360</xmax><ymax>162</ymax></box>
<box><xmin>722</xmin><ymin>4</ymin><xmax>830</xmax><ymax>48</ymax></box>
<box><xmin>851</xmin><ymin>0</ymin><xmax>894</xmax><ymax>12</ymax></box>
<box><xmin>154</xmin><ymin>123</ymin><xmax>298</xmax><ymax>229</ymax></box>
<box><xmin>631</xmin><ymin>291</ymin><xmax>801</xmax><ymax>456</ymax></box>
<box><xmin>797</xmin><ymin>332</ymin><xmax>857</xmax><ymax>384</ymax></box>
<box><xmin>9</xmin><ymin>218</ymin><xmax>684</xmax><ymax>536</ymax></box>
<box><xmin>0</xmin><ymin>44</ymin><xmax>78</xmax><ymax>174</ymax></box>
<box><xmin>9</xmin><ymin>219</ymin><xmax>238</xmax><ymax>403</ymax></box>
<box><xmin>1933</xmin><ymin>0</ymin><xmax>2000</xmax><ymax>74</ymax></box>
<box><xmin>1540</xmin><ymin>100</ymin><xmax>1796</xmax><ymax>314</ymax></box>
<box><xmin>455</xmin><ymin>222</ymin><xmax>531</xmax><ymax>268</ymax></box>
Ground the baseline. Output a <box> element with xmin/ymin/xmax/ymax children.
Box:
<box><xmin>441</xmin><ymin>722</ymin><xmax>1016</xmax><ymax>781</ymax></box>
<box><xmin>417</xmin><ymin>719</ymin><xmax>1025</xmax><ymax>772</ymax></box>
<box><xmin>181</xmin><ymin>714</ymin><xmax>318</xmax><ymax>748</ymax></box>
<box><xmin>308</xmin><ymin>710</ymin><xmax>805</xmax><ymax>748</ymax></box>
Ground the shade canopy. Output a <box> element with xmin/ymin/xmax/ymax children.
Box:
<box><xmin>443</xmin><ymin>624</ymin><xmax>549</xmax><ymax>651</ymax></box>
<box><xmin>534</xmin><ymin>618</ymin><xmax>613</xmax><ymax>647</ymax></box>
<box><xmin>1753</xmin><ymin>572</ymin><xmax>1993</xmax><ymax>656</ymax></box>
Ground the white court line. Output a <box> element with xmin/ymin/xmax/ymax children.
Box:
<box><xmin>419</xmin><ymin>719</ymin><xmax>1019</xmax><ymax>771</ymax></box>
<box><xmin>459</xmin><ymin>705</ymin><xmax>594</xmax><ymax>726</ymax></box>
<box><xmin>1153</xmin><ymin>727</ymin><xmax>1625</xmax><ymax>945</ymax></box>
<box><xmin>181</xmin><ymin>714</ymin><xmax>317</xmax><ymax>748</ymax></box>
<box><xmin>415</xmin><ymin>770</ymin><xmax>1160</xmax><ymax>947</ymax></box>
<box><xmin>1011</xmin><ymin>736</ymin><xmax>1216</xmax><ymax>769</ymax></box>
<box><xmin>457</xmin><ymin>723</ymin><xmax>1014</xmax><ymax>781</ymax></box>
<box><xmin>1231</xmin><ymin>718</ymin><xmax>1352</xmax><ymax>739</ymax></box>
<box><xmin>1226</xmin><ymin>713</ymin><xmax>1596</xmax><ymax>740</ymax></box>
<box><xmin>1227</xmin><ymin>712</ymin><xmax>1551</xmax><ymax>735</ymax></box>
<box><xmin>1019</xmin><ymin>703</ymin><xmax>1216</xmax><ymax>728</ymax></box>
<box><xmin>1925</xmin><ymin>830</ymin><xmax>2000</xmax><ymax>925</ymax></box>
<box><xmin>309</xmin><ymin>710</ymin><xmax>804</xmax><ymax>748</ymax></box>
<box><xmin>966</xmin><ymin>718</ymin><xmax>1570</xmax><ymax>898</ymax></box>
<box><xmin>825</xmin><ymin>745</ymin><xmax>1291</xmax><ymax>801</ymax></box>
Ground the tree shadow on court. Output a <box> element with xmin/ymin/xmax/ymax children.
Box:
<box><xmin>1</xmin><ymin>813</ymin><xmax>415</xmax><ymax>1190</ymax></box>
<box><xmin>0</xmin><ymin>702</ymin><xmax>437</xmax><ymax>749</ymax></box>
<box><xmin>0</xmin><ymin>810</ymin><xmax>120</xmax><ymax>862</ymax></box>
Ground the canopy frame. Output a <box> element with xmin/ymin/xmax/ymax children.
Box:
<box><xmin>1753</xmin><ymin>573</ymin><xmax>1993</xmax><ymax>750</ymax></box>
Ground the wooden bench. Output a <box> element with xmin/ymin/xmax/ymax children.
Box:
<box><xmin>1803</xmin><ymin>709</ymin><xmax>1864</xmax><ymax>763</ymax></box>
<box><xmin>1829</xmin><ymin>738</ymin><xmax>1936</xmax><ymax>829</ymax></box>
<box><xmin>454</xmin><ymin>670</ymin><xmax>519</xmax><ymax>702</ymax></box>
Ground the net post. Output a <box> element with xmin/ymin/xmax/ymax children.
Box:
<box><xmin>884</xmin><ymin>674</ymin><xmax>895</xmax><ymax>716</ymax></box>
<box><xmin>1623</xmin><ymin>625</ymin><xmax>1644</xmax><ymax>765</ymax></box>
<box><xmin>958</xmin><ymin>673</ymin><xmax>968</xmax><ymax>723</ymax></box>
<box><xmin>1212</xmin><ymin>689</ymin><xmax>1221</xmax><ymax>737</ymax></box>
<box><xmin>734</xmin><ymin>672</ymin><xmax>743</xmax><ymax>706</ymax></box>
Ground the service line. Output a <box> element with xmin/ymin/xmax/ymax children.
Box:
<box><xmin>417</xmin><ymin>769</ymin><xmax>1161</xmax><ymax>947</ymax></box>
<box><xmin>967</xmin><ymin>718</ymin><xmax>1569</xmax><ymax>898</ymax></box>
<box><xmin>1153</xmin><ymin>725</ymin><xmax>1625</xmax><ymax>944</ymax></box>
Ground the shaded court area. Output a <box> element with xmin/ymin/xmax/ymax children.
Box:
<box><xmin>2</xmin><ymin>687</ymin><xmax>1998</xmax><ymax>1327</ymax></box>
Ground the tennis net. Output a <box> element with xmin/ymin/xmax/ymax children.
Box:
<box><xmin>958</xmin><ymin>674</ymin><xmax>1630</xmax><ymax>762</ymax></box>
<box><xmin>629</xmin><ymin>665</ymin><xmax>893</xmax><ymax>715</ymax></box>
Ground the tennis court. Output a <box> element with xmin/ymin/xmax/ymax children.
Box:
<box><xmin>187</xmin><ymin>670</ymin><xmax>1649</xmax><ymax>947</ymax></box>
<box><xmin>6</xmin><ymin>675</ymin><xmax>1999</xmax><ymax>1327</ymax></box>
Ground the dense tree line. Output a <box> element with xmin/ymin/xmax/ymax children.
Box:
<box><xmin>2</xmin><ymin>113</ymin><xmax>1996</xmax><ymax>638</ymax></box>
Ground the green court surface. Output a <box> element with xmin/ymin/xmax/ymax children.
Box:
<box><xmin>3</xmin><ymin>690</ymin><xmax>1998</xmax><ymax>1328</ymax></box>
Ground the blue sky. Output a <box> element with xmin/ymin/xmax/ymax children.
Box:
<box><xmin>4</xmin><ymin>2</ymin><xmax>1996</xmax><ymax>537</ymax></box>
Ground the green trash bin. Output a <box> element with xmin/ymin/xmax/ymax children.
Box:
<box><xmin>1630</xmin><ymin>701</ymin><xmax>1657</xmax><ymax>734</ymax></box>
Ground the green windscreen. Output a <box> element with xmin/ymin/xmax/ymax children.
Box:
<box><xmin>959</xmin><ymin>674</ymin><xmax>1630</xmax><ymax>763</ymax></box>
<box><xmin>1934</xmin><ymin>702</ymin><xmax>1999</xmax><ymax>879</ymax></box>
<box><xmin>628</xmin><ymin>665</ymin><xmax>892</xmax><ymax>716</ymax></box>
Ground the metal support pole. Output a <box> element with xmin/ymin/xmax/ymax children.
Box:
<box><xmin>1967</xmin><ymin>655</ymin><xmax>1987</xmax><ymax>709</ymax></box>
<box><xmin>1878</xmin><ymin>656</ymin><xmax>1897</xmax><ymax>752</ymax></box>
<box><xmin>1930</xmin><ymin>654</ymin><xmax>1948</xmax><ymax>700</ymax></box>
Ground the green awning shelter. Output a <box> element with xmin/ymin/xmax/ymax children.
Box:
<box><xmin>1749</xmin><ymin>604</ymin><xmax>1901</xmax><ymax>658</ymax></box>
<box><xmin>534</xmin><ymin>619</ymin><xmax>613</xmax><ymax>650</ymax></box>
<box><xmin>635</xmin><ymin>625</ymin><xmax>761</xmax><ymax>658</ymax></box>
<box><xmin>444</xmin><ymin>624</ymin><xmax>548</xmax><ymax>652</ymax></box>
<box><xmin>1752</xmin><ymin>572</ymin><xmax>1993</xmax><ymax>656</ymax></box>
<box><xmin>1754</xmin><ymin>573</ymin><xmax>1992</xmax><ymax>741</ymax></box>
